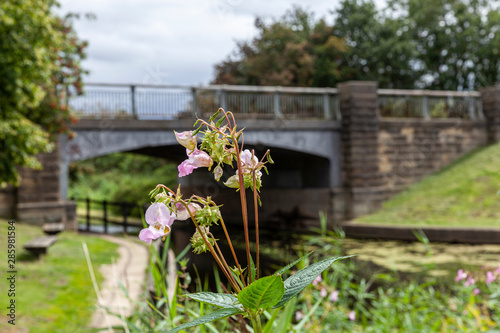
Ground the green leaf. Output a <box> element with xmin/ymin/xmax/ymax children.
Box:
<box><xmin>249</xmin><ymin>255</ymin><xmax>256</xmax><ymax>282</ymax></box>
<box><xmin>168</xmin><ymin>308</ymin><xmax>242</xmax><ymax>333</ymax></box>
<box><xmin>273</xmin><ymin>256</ymin><xmax>352</xmax><ymax>309</ymax></box>
<box><xmin>238</xmin><ymin>275</ymin><xmax>285</xmax><ymax>310</ymax></box>
<box><xmin>192</xmin><ymin>124</ymin><xmax>203</xmax><ymax>135</ymax></box>
<box><xmin>275</xmin><ymin>252</ymin><xmax>314</xmax><ymax>276</ymax></box>
<box><xmin>215</xmin><ymin>115</ymin><xmax>225</xmax><ymax>128</ymax></box>
<box><xmin>187</xmin><ymin>292</ymin><xmax>243</xmax><ymax>310</ymax></box>
<box><xmin>209</xmin><ymin>109</ymin><xmax>221</xmax><ymax>122</ymax></box>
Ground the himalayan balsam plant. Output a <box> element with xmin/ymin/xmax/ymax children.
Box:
<box><xmin>139</xmin><ymin>108</ymin><xmax>349</xmax><ymax>332</ymax></box>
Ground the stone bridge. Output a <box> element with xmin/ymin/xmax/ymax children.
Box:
<box><xmin>3</xmin><ymin>81</ymin><xmax>500</xmax><ymax>231</ymax></box>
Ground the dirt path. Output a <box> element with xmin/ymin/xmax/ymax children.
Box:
<box><xmin>89</xmin><ymin>235</ymin><xmax>149</xmax><ymax>332</ymax></box>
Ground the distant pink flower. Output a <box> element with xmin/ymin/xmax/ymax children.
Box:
<box><xmin>320</xmin><ymin>288</ymin><xmax>327</xmax><ymax>298</ymax></box>
<box><xmin>138</xmin><ymin>203</ymin><xmax>176</xmax><ymax>244</ymax></box>
<box><xmin>473</xmin><ymin>288</ymin><xmax>480</xmax><ymax>295</ymax></box>
<box><xmin>295</xmin><ymin>311</ymin><xmax>303</xmax><ymax>322</ymax></box>
<box><xmin>174</xmin><ymin>131</ymin><xmax>197</xmax><ymax>151</ymax></box>
<box><xmin>456</xmin><ymin>269</ymin><xmax>467</xmax><ymax>282</ymax></box>
<box><xmin>178</xmin><ymin>149</ymin><xmax>213</xmax><ymax>177</ymax></box>
<box><xmin>486</xmin><ymin>271</ymin><xmax>496</xmax><ymax>284</ymax></box>
<box><xmin>330</xmin><ymin>290</ymin><xmax>339</xmax><ymax>302</ymax></box>
<box><xmin>312</xmin><ymin>275</ymin><xmax>322</xmax><ymax>286</ymax></box>
<box><xmin>465</xmin><ymin>276</ymin><xmax>476</xmax><ymax>287</ymax></box>
<box><xmin>348</xmin><ymin>310</ymin><xmax>356</xmax><ymax>321</ymax></box>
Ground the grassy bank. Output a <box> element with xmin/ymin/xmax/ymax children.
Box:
<box><xmin>0</xmin><ymin>220</ymin><xmax>119</xmax><ymax>333</ymax></box>
<box><xmin>356</xmin><ymin>142</ymin><xmax>500</xmax><ymax>227</ymax></box>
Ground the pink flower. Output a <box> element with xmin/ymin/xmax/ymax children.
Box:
<box><xmin>330</xmin><ymin>290</ymin><xmax>339</xmax><ymax>302</ymax></box>
<box><xmin>312</xmin><ymin>275</ymin><xmax>322</xmax><ymax>286</ymax></box>
<box><xmin>176</xmin><ymin>202</ymin><xmax>201</xmax><ymax>221</ymax></box>
<box><xmin>139</xmin><ymin>203</ymin><xmax>176</xmax><ymax>244</ymax></box>
<box><xmin>320</xmin><ymin>288</ymin><xmax>327</xmax><ymax>298</ymax></box>
<box><xmin>486</xmin><ymin>271</ymin><xmax>496</xmax><ymax>284</ymax></box>
<box><xmin>295</xmin><ymin>311</ymin><xmax>303</xmax><ymax>322</ymax></box>
<box><xmin>465</xmin><ymin>276</ymin><xmax>476</xmax><ymax>287</ymax></box>
<box><xmin>473</xmin><ymin>288</ymin><xmax>480</xmax><ymax>295</ymax></box>
<box><xmin>240</xmin><ymin>149</ymin><xmax>262</xmax><ymax>176</ymax></box>
<box><xmin>456</xmin><ymin>269</ymin><xmax>467</xmax><ymax>282</ymax></box>
<box><xmin>348</xmin><ymin>310</ymin><xmax>356</xmax><ymax>321</ymax></box>
<box><xmin>240</xmin><ymin>149</ymin><xmax>258</xmax><ymax>168</ymax></box>
<box><xmin>178</xmin><ymin>149</ymin><xmax>213</xmax><ymax>177</ymax></box>
<box><xmin>174</xmin><ymin>131</ymin><xmax>197</xmax><ymax>151</ymax></box>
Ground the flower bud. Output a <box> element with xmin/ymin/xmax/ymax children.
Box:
<box><xmin>213</xmin><ymin>165</ymin><xmax>223</xmax><ymax>181</ymax></box>
<box><xmin>175</xmin><ymin>131</ymin><xmax>197</xmax><ymax>151</ymax></box>
<box><xmin>223</xmin><ymin>174</ymin><xmax>240</xmax><ymax>189</ymax></box>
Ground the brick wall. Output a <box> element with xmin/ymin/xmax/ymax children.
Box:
<box><xmin>378</xmin><ymin>119</ymin><xmax>487</xmax><ymax>197</ymax></box>
<box><xmin>338</xmin><ymin>82</ymin><xmax>498</xmax><ymax>220</ymax></box>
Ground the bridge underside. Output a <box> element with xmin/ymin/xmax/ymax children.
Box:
<box><xmin>58</xmin><ymin>119</ymin><xmax>342</xmax><ymax>227</ymax></box>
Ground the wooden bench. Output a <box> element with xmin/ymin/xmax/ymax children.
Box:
<box><xmin>24</xmin><ymin>236</ymin><xmax>58</xmax><ymax>258</ymax></box>
<box><xmin>43</xmin><ymin>223</ymin><xmax>65</xmax><ymax>235</ymax></box>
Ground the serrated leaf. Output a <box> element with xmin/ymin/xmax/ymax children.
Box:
<box><xmin>238</xmin><ymin>275</ymin><xmax>285</xmax><ymax>310</ymax></box>
<box><xmin>273</xmin><ymin>256</ymin><xmax>352</xmax><ymax>309</ymax></box>
<box><xmin>275</xmin><ymin>252</ymin><xmax>314</xmax><ymax>276</ymax></box>
<box><xmin>168</xmin><ymin>307</ymin><xmax>242</xmax><ymax>333</ymax></box>
<box><xmin>187</xmin><ymin>292</ymin><xmax>243</xmax><ymax>310</ymax></box>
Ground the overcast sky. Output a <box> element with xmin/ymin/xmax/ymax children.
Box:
<box><xmin>58</xmin><ymin>1</ymin><xmax>364</xmax><ymax>86</ymax></box>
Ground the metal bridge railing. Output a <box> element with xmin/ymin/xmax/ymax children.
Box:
<box><xmin>69</xmin><ymin>83</ymin><xmax>341</xmax><ymax>120</ymax></box>
<box><xmin>68</xmin><ymin>83</ymin><xmax>483</xmax><ymax>121</ymax></box>
<box><xmin>378</xmin><ymin>89</ymin><xmax>483</xmax><ymax>119</ymax></box>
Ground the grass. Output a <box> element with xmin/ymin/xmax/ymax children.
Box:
<box><xmin>0</xmin><ymin>219</ymin><xmax>119</xmax><ymax>333</ymax></box>
<box><xmin>356</xmin><ymin>142</ymin><xmax>500</xmax><ymax>227</ymax></box>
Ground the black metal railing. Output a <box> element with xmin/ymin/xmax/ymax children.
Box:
<box><xmin>72</xmin><ymin>197</ymin><xmax>145</xmax><ymax>234</ymax></box>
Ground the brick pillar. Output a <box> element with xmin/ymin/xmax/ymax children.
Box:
<box><xmin>338</xmin><ymin>81</ymin><xmax>384</xmax><ymax>219</ymax></box>
<box><xmin>481</xmin><ymin>85</ymin><xmax>500</xmax><ymax>144</ymax></box>
<box><xmin>16</xmin><ymin>139</ymin><xmax>77</xmax><ymax>230</ymax></box>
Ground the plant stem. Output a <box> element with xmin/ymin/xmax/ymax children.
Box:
<box><xmin>219</xmin><ymin>216</ymin><xmax>247</xmax><ymax>287</ymax></box>
<box><xmin>233</xmin><ymin>138</ymin><xmax>252</xmax><ymax>283</ymax></box>
<box><xmin>252</xmin><ymin>171</ymin><xmax>260</xmax><ymax>279</ymax></box>
<box><xmin>250</xmin><ymin>314</ymin><xmax>263</xmax><ymax>333</ymax></box>
<box><xmin>185</xmin><ymin>203</ymin><xmax>241</xmax><ymax>292</ymax></box>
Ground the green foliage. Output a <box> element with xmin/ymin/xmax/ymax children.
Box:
<box><xmin>0</xmin><ymin>0</ymin><xmax>87</xmax><ymax>186</ymax></box>
<box><xmin>238</xmin><ymin>275</ymin><xmax>285</xmax><ymax>310</ymax></box>
<box><xmin>69</xmin><ymin>152</ymin><xmax>177</xmax><ymax>214</ymax></box>
<box><xmin>274</xmin><ymin>256</ymin><xmax>351</xmax><ymax>309</ymax></box>
<box><xmin>213</xmin><ymin>0</ymin><xmax>500</xmax><ymax>90</ymax></box>
<box><xmin>212</xmin><ymin>6</ymin><xmax>348</xmax><ymax>87</ymax></box>
<box><xmin>0</xmin><ymin>220</ymin><xmax>119</xmax><ymax>333</ymax></box>
<box><xmin>187</xmin><ymin>292</ymin><xmax>242</xmax><ymax>310</ymax></box>
<box><xmin>357</xmin><ymin>142</ymin><xmax>500</xmax><ymax>226</ymax></box>
<box><xmin>168</xmin><ymin>308</ymin><xmax>242</xmax><ymax>333</ymax></box>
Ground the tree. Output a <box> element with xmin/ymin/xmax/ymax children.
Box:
<box><xmin>0</xmin><ymin>0</ymin><xmax>87</xmax><ymax>187</ymax></box>
<box><xmin>212</xmin><ymin>7</ymin><xmax>348</xmax><ymax>87</ymax></box>
<box><xmin>213</xmin><ymin>0</ymin><xmax>500</xmax><ymax>90</ymax></box>
<box><xmin>333</xmin><ymin>0</ymin><xmax>420</xmax><ymax>88</ymax></box>
<box><xmin>388</xmin><ymin>0</ymin><xmax>500</xmax><ymax>90</ymax></box>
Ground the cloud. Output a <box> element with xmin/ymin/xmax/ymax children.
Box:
<box><xmin>58</xmin><ymin>0</ymin><xmax>386</xmax><ymax>86</ymax></box>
